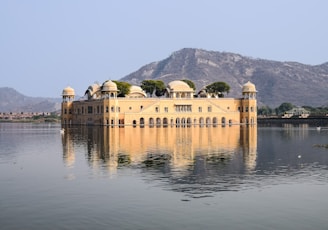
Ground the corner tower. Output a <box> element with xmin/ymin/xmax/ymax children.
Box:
<box><xmin>241</xmin><ymin>81</ymin><xmax>257</xmax><ymax>124</ymax></box>
<box><xmin>101</xmin><ymin>80</ymin><xmax>118</xmax><ymax>98</ymax></box>
<box><xmin>61</xmin><ymin>86</ymin><xmax>75</xmax><ymax>125</ymax></box>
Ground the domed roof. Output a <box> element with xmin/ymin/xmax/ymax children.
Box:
<box><xmin>84</xmin><ymin>83</ymin><xmax>101</xmax><ymax>99</ymax></box>
<box><xmin>130</xmin><ymin>85</ymin><xmax>144</xmax><ymax>93</ymax></box>
<box><xmin>242</xmin><ymin>81</ymin><xmax>257</xmax><ymax>93</ymax></box>
<box><xmin>167</xmin><ymin>80</ymin><xmax>193</xmax><ymax>92</ymax></box>
<box><xmin>127</xmin><ymin>85</ymin><xmax>147</xmax><ymax>97</ymax></box>
<box><xmin>102</xmin><ymin>80</ymin><xmax>118</xmax><ymax>92</ymax></box>
<box><xmin>87</xmin><ymin>83</ymin><xmax>101</xmax><ymax>93</ymax></box>
<box><xmin>62</xmin><ymin>86</ymin><xmax>75</xmax><ymax>96</ymax></box>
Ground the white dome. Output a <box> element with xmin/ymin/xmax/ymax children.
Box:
<box><xmin>102</xmin><ymin>80</ymin><xmax>118</xmax><ymax>92</ymax></box>
<box><xmin>62</xmin><ymin>86</ymin><xmax>75</xmax><ymax>96</ymax></box>
<box><xmin>127</xmin><ymin>85</ymin><xmax>147</xmax><ymax>98</ymax></box>
<box><xmin>242</xmin><ymin>81</ymin><xmax>257</xmax><ymax>93</ymax></box>
<box><xmin>167</xmin><ymin>80</ymin><xmax>193</xmax><ymax>92</ymax></box>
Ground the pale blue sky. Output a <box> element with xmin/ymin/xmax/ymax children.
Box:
<box><xmin>1</xmin><ymin>0</ymin><xmax>327</xmax><ymax>97</ymax></box>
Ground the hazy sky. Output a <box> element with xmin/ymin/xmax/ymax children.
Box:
<box><xmin>1</xmin><ymin>0</ymin><xmax>327</xmax><ymax>97</ymax></box>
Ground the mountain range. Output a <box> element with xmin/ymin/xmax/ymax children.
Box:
<box><xmin>1</xmin><ymin>48</ymin><xmax>327</xmax><ymax>112</ymax></box>
<box><xmin>122</xmin><ymin>48</ymin><xmax>328</xmax><ymax>108</ymax></box>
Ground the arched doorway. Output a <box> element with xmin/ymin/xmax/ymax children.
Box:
<box><xmin>206</xmin><ymin>117</ymin><xmax>211</xmax><ymax>125</ymax></box>
<box><xmin>163</xmin><ymin>117</ymin><xmax>168</xmax><ymax>126</ymax></box>
<box><xmin>181</xmin><ymin>118</ymin><xmax>186</xmax><ymax>126</ymax></box>
<box><xmin>176</xmin><ymin>118</ymin><xmax>180</xmax><ymax>127</ymax></box>
<box><xmin>221</xmin><ymin>117</ymin><xmax>226</xmax><ymax>127</ymax></box>
<box><xmin>149</xmin><ymin>118</ymin><xmax>154</xmax><ymax>127</ymax></box>
<box><xmin>212</xmin><ymin>117</ymin><xmax>218</xmax><ymax>127</ymax></box>
<box><xmin>156</xmin><ymin>117</ymin><xmax>161</xmax><ymax>127</ymax></box>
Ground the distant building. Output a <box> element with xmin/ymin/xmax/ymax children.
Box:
<box><xmin>61</xmin><ymin>80</ymin><xmax>257</xmax><ymax>126</ymax></box>
<box><xmin>282</xmin><ymin>107</ymin><xmax>310</xmax><ymax>118</ymax></box>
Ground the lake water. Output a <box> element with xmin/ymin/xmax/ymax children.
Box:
<box><xmin>1</xmin><ymin>122</ymin><xmax>328</xmax><ymax>230</ymax></box>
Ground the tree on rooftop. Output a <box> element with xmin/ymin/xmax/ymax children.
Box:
<box><xmin>141</xmin><ymin>80</ymin><xmax>166</xmax><ymax>97</ymax></box>
<box><xmin>113</xmin><ymin>81</ymin><xmax>131</xmax><ymax>97</ymax></box>
<box><xmin>205</xmin><ymin>81</ymin><xmax>230</xmax><ymax>97</ymax></box>
<box><xmin>181</xmin><ymin>79</ymin><xmax>196</xmax><ymax>91</ymax></box>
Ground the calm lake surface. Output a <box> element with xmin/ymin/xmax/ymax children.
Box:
<box><xmin>1</xmin><ymin>122</ymin><xmax>328</xmax><ymax>230</ymax></box>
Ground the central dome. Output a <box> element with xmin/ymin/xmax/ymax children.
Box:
<box><xmin>127</xmin><ymin>85</ymin><xmax>147</xmax><ymax>98</ymax></box>
<box><xmin>167</xmin><ymin>80</ymin><xmax>192</xmax><ymax>91</ymax></box>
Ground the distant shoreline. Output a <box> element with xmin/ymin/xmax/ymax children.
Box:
<box><xmin>257</xmin><ymin>117</ymin><xmax>328</xmax><ymax>126</ymax></box>
<box><xmin>0</xmin><ymin>118</ymin><xmax>60</xmax><ymax>123</ymax></box>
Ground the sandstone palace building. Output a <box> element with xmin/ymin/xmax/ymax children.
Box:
<box><xmin>61</xmin><ymin>80</ymin><xmax>257</xmax><ymax>126</ymax></box>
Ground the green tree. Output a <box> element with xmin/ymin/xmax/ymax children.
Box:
<box><xmin>154</xmin><ymin>80</ymin><xmax>166</xmax><ymax>97</ymax></box>
<box><xmin>205</xmin><ymin>81</ymin><xmax>230</xmax><ymax>97</ymax></box>
<box><xmin>141</xmin><ymin>80</ymin><xmax>166</xmax><ymax>97</ymax></box>
<box><xmin>275</xmin><ymin>102</ymin><xmax>294</xmax><ymax>115</ymax></box>
<box><xmin>303</xmin><ymin>106</ymin><xmax>328</xmax><ymax>116</ymax></box>
<box><xmin>141</xmin><ymin>80</ymin><xmax>157</xmax><ymax>97</ymax></box>
<box><xmin>257</xmin><ymin>106</ymin><xmax>273</xmax><ymax>116</ymax></box>
<box><xmin>181</xmin><ymin>79</ymin><xmax>196</xmax><ymax>91</ymax></box>
<box><xmin>113</xmin><ymin>81</ymin><xmax>131</xmax><ymax>97</ymax></box>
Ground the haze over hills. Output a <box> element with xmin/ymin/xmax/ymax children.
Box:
<box><xmin>0</xmin><ymin>87</ymin><xmax>61</xmax><ymax>113</ymax></box>
<box><xmin>1</xmin><ymin>48</ymin><xmax>328</xmax><ymax>112</ymax></box>
<box><xmin>121</xmin><ymin>48</ymin><xmax>328</xmax><ymax>108</ymax></box>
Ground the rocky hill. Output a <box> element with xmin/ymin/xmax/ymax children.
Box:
<box><xmin>121</xmin><ymin>48</ymin><xmax>328</xmax><ymax>108</ymax></box>
<box><xmin>0</xmin><ymin>87</ymin><xmax>61</xmax><ymax>113</ymax></box>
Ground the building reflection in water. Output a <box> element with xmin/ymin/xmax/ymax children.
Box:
<box><xmin>282</xmin><ymin>123</ymin><xmax>310</xmax><ymax>139</ymax></box>
<box><xmin>62</xmin><ymin>125</ymin><xmax>257</xmax><ymax>177</ymax></box>
<box><xmin>61</xmin><ymin>129</ymin><xmax>75</xmax><ymax>168</ymax></box>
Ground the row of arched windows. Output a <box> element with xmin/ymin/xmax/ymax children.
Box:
<box><xmin>133</xmin><ymin>117</ymin><xmax>232</xmax><ymax>127</ymax></box>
